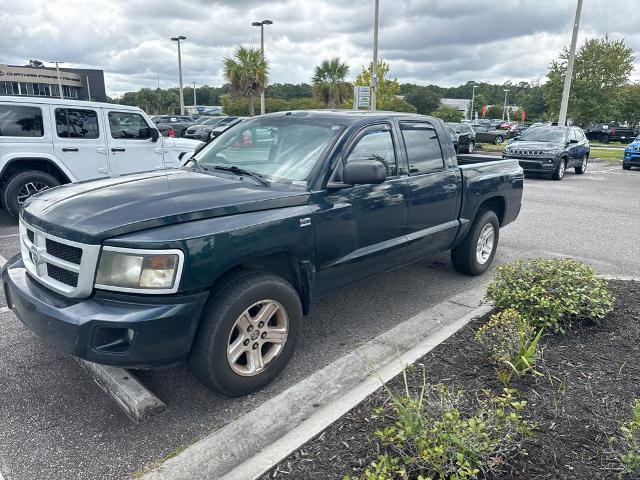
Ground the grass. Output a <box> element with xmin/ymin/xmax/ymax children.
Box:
<box><xmin>477</xmin><ymin>142</ymin><xmax>507</xmax><ymax>153</ymax></box>
<box><xmin>591</xmin><ymin>148</ymin><xmax>624</xmax><ymax>162</ymax></box>
<box><xmin>132</xmin><ymin>445</ymin><xmax>188</xmax><ymax>479</ymax></box>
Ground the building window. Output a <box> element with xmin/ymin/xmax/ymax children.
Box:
<box><xmin>0</xmin><ymin>105</ymin><xmax>44</xmax><ymax>137</ymax></box>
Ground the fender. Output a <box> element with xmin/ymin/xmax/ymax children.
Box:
<box><xmin>0</xmin><ymin>153</ymin><xmax>77</xmax><ymax>183</ymax></box>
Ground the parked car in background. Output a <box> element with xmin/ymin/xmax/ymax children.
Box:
<box><xmin>0</xmin><ymin>96</ymin><xmax>203</xmax><ymax>218</ymax></box>
<box><xmin>504</xmin><ymin>125</ymin><xmax>589</xmax><ymax>180</ymax></box>
<box><xmin>585</xmin><ymin>122</ymin><xmax>636</xmax><ymax>143</ymax></box>
<box><xmin>207</xmin><ymin>117</ymin><xmax>248</xmax><ymax>141</ymax></box>
<box><xmin>447</xmin><ymin>125</ymin><xmax>459</xmax><ymax>153</ymax></box>
<box><xmin>447</xmin><ymin>122</ymin><xmax>476</xmax><ymax>153</ymax></box>
<box><xmin>472</xmin><ymin>125</ymin><xmax>506</xmax><ymax>144</ymax></box>
<box><xmin>184</xmin><ymin>116</ymin><xmax>241</xmax><ymax>141</ymax></box>
<box><xmin>154</xmin><ymin>115</ymin><xmax>196</xmax><ymax>138</ymax></box>
<box><xmin>509</xmin><ymin>124</ymin><xmax>530</xmax><ymax>138</ymax></box>
<box><xmin>623</xmin><ymin>134</ymin><xmax>640</xmax><ymax>170</ymax></box>
<box><xmin>5</xmin><ymin>111</ymin><xmax>523</xmax><ymax>396</ymax></box>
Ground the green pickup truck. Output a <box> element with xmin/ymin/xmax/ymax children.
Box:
<box><xmin>3</xmin><ymin>111</ymin><xmax>523</xmax><ymax>396</ymax></box>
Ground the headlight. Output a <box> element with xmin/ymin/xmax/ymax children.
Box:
<box><xmin>95</xmin><ymin>247</ymin><xmax>184</xmax><ymax>293</ymax></box>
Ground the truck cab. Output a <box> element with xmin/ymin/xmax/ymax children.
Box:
<box><xmin>0</xmin><ymin>96</ymin><xmax>203</xmax><ymax>218</ymax></box>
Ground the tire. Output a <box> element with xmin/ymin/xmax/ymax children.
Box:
<box><xmin>552</xmin><ymin>158</ymin><xmax>567</xmax><ymax>180</ymax></box>
<box><xmin>494</xmin><ymin>135</ymin><xmax>504</xmax><ymax>145</ymax></box>
<box><xmin>623</xmin><ymin>164</ymin><xmax>632</xmax><ymax>170</ymax></box>
<box><xmin>189</xmin><ymin>270</ymin><xmax>302</xmax><ymax>396</ymax></box>
<box><xmin>2</xmin><ymin>171</ymin><xmax>60</xmax><ymax>219</ymax></box>
<box><xmin>575</xmin><ymin>155</ymin><xmax>588</xmax><ymax>174</ymax></box>
<box><xmin>467</xmin><ymin>140</ymin><xmax>475</xmax><ymax>154</ymax></box>
<box><xmin>602</xmin><ymin>134</ymin><xmax>610</xmax><ymax>144</ymax></box>
<box><xmin>451</xmin><ymin>209</ymin><xmax>499</xmax><ymax>276</ymax></box>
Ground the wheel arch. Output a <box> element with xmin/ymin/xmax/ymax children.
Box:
<box><xmin>0</xmin><ymin>157</ymin><xmax>73</xmax><ymax>187</ymax></box>
<box><xmin>476</xmin><ymin>195</ymin><xmax>506</xmax><ymax>226</ymax></box>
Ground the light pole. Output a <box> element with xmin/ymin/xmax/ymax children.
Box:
<box><xmin>558</xmin><ymin>0</ymin><xmax>583</xmax><ymax>126</ymax></box>
<box><xmin>193</xmin><ymin>81</ymin><xmax>197</xmax><ymax>114</ymax></box>
<box><xmin>370</xmin><ymin>0</ymin><xmax>380</xmax><ymax>111</ymax></box>
<box><xmin>48</xmin><ymin>61</ymin><xmax>64</xmax><ymax>99</ymax></box>
<box><xmin>502</xmin><ymin>89</ymin><xmax>510</xmax><ymax>121</ymax></box>
<box><xmin>469</xmin><ymin>85</ymin><xmax>478</xmax><ymax>121</ymax></box>
<box><xmin>252</xmin><ymin>19</ymin><xmax>273</xmax><ymax>115</ymax></box>
<box><xmin>171</xmin><ymin>35</ymin><xmax>187</xmax><ymax>115</ymax></box>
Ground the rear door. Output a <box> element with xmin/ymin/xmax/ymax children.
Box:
<box><xmin>51</xmin><ymin>106</ymin><xmax>109</xmax><ymax>181</ymax></box>
<box><xmin>105</xmin><ymin>109</ymin><xmax>163</xmax><ymax>175</ymax></box>
<box><xmin>400</xmin><ymin>121</ymin><xmax>461</xmax><ymax>261</ymax></box>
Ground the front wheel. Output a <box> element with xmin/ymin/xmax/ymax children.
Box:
<box><xmin>467</xmin><ymin>140</ymin><xmax>475</xmax><ymax>153</ymax></box>
<box><xmin>552</xmin><ymin>159</ymin><xmax>566</xmax><ymax>180</ymax></box>
<box><xmin>575</xmin><ymin>156</ymin><xmax>588</xmax><ymax>174</ymax></box>
<box><xmin>2</xmin><ymin>171</ymin><xmax>61</xmax><ymax>219</ymax></box>
<box><xmin>189</xmin><ymin>270</ymin><xmax>302</xmax><ymax>396</ymax></box>
<box><xmin>451</xmin><ymin>209</ymin><xmax>499</xmax><ymax>276</ymax></box>
<box><xmin>623</xmin><ymin>164</ymin><xmax>632</xmax><ymax>170</ymax></box>
<box><xmin>494</xmin><ymin>135</ymin><xmax>504</xmax><ymax>145</ymax></box>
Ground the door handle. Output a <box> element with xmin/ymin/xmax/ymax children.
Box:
<box><xmin>62</xmin><ymin>147</ymin><xmax>78</xmax><ymax>152</ymax></box>
<box><xmin>443</xmin><ymin>184</ymin><xmax>458</xmax><ymax>191</ymax></box>
<box><xmin>97</xmin><ymin>167</ymin><xmax>109</xmax><ymax>174</ymax></box>
<box><xmin>111</xmin><ymin>148</ymin><xmax>126</xmax><ymax>152</ymax></box>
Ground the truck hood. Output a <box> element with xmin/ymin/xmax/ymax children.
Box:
<box><xmin>163</xmin><ymin>137</ymin><xmax>204</xmax><ymax>149</ymax></box>
<box><xmin>22</xmin><ymin>170</ymin><xmax>310</xmax><ymax>244</ymax></box>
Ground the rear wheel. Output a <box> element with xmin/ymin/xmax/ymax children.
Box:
<box><xmin>601</xmin><ymin>134</ymin><xmax>610</xmax><ymax>144</ymax></box>
<box><xmin>623</xmin><ymin>164</ymin><xmax>632</xmax><ymax>170</ymax></box>
<box><xmin>2</xmin><ymin>171</ymin><xmax>60</xmax><ymax>219</ymax></box>
<box><xmin>575</xmin><ymin>155</ymin><xmax>588</xmax><ymax>174</ymax></box>
<box><xmin>451</xmin><ymin>209</ymin><xmax>499</xmax><ymax>276</ymax></box>
<box><xmin>189</xmin><ymin>270</ymin><xmax>302</xmax><ymax>396</ymax></box>
<box><xmin>494</xmin><ymin>135</ymin><xmax>504</xmax><ymax>145</ymax></box>
<box><xmin>552</xmin><ymin>158</ymin><xmax>566</xmax><ymax>180</ymax></box>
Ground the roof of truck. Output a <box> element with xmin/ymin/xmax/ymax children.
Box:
<box><xmin>259</xmin><ymin>109</ymin><xmax>433</xmax><ymax>125</ymax></box>
<box><xmin>0</xmin><ymin>95</ymin><xmax>142</xmax><ymax>112</ymax></box>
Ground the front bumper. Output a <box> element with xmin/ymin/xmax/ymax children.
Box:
<box><xmin>623</xmin><ymin>152</ymin><xmax>640</xmax><ymax>167</ymax></box>
<box><xmin>3</xmin><ymin>256</ymin><xmax>209</xmax><ymax>368</ymax></box>
<box><xmin>504</xmin><ymin>155</ymin><xmax>558</xmax><ymax>173</ymax></box>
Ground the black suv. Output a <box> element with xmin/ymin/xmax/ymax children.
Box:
<box><xmin>447</xmin><ymin>123</ymin><xmax>476</xmax><ymax>153</ymax></box>
<box><xmin>503</xmin><ymin>126</ymin><xmax>590</xmax><ymax>180</ymax></box>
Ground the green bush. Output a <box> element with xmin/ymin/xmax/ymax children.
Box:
<box><xmin>612</xmin><ymin>399</ymin><xmax>640</xmax><ymax>475</ymax></box>
<box><xmin>475</xmin><ymin>309</ymin><xmax>543</xmax><ymax>384</ymax></box>
<box><xmin>350</xmin><ymin>382</ymin><xmax>531</xmax><ymax>480</ymax></box>
<box><xmin>485</xmin><ymin>258</ymin><xmax>614</xmax><ymax>333</ymax></box>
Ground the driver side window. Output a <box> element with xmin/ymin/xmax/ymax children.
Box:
<box><xmin>345</xmin><ymin>128</ymin><xmax>397</xmax><ymax>177</ymax></box>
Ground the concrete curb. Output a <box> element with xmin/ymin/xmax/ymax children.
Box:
<box><xmin>141</xmin><ymin>286</ymin><xmax>491</xmax><ymax>480</ymax></box>
<box><xmin>601</xmin><ymin>275</ymin><xmax>640</xmax><ymax>282</ymax></box>
<box><xmin>76</xmin><ymin>360</ymin><xmax>166</xmax><ymax>423</ymax></box>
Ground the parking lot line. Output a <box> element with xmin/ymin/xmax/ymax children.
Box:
<box><xmin>0</xmin><ymin>233</ymin><xmax>18</xmax><ymax>239</ymax></box>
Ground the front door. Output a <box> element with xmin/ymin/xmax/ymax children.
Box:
<box><xmin>51</xmin><ymin>106</ymin><xmax>109</xmax><ymax>181</ymax></box>
<box><xmin>105</xmin><ymin>110</ymin><xmax>164</xmax><ymax>176</ymax></box>
<box><xmin>400</xmin><ymin>121</ymin><xmax>461</xmax><ymax>261</ymax></box>
<box><xmin>314</xmin><ymin>123</ymin><xmax>409</xmax><ymax>295</ymax></box>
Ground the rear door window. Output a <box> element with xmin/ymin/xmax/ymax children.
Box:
<box><xmin>55</xmin><ymin>108</ymin><xmax>99</xmax><ymax>138</ymax></box>
<box><xmin>0</xmin><ymin>105</ymin><xmax>44</xmax><ymax>137</ymax></box>
<box><xmin>400</xmin><ymin>122</ymin><xmax>445</xmax><ymax>175</ymax></box>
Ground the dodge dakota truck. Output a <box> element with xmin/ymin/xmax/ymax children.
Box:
<box><xmin>3</xmin><ymin>111</ymin><xmax>523</xmax><ymax>396</ymax></box>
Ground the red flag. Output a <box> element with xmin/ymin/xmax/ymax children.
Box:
<box><xmin>481</xmin><ymin>105</ymin><xmax>488</xmax><ymax>118</ymax></box>
<box><xmin>521</xmin><ymin>111</ymin><xmax>526</xmax><ymax>121</ymax></box>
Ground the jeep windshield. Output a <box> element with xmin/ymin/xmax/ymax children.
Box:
<box><xmin>518</xmin><ymin>127</ymin><xmax>567</xmax><ymax>143</ymax></box>
<box><xmin>193</xmin><ymin>117</ymin><xmax>344</xmax><ymax>183</ymax></box>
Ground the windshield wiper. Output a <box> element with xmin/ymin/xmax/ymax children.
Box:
<box><xmin>213</xmin><ymin>165</ymin><xmax>269</xmax><ymax>186</ymax></box>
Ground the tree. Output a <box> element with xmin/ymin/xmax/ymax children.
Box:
<box><xmin>223</xmin><ymin>45</ymin><xmax>269</xmax><ymax>116</ymax></box>
<box><xmin>545</xmin><ymin>36</ymin><xmax>634</xmax><ymax>125</ymax></box>
<box><xmin>312</xmin><ymin>57</ymin><xmax>351</xmax><ymax>108</ymax></box>
<box><xmin>28</xmin><ymin>59</ymin><xmax>44</xmax><ymax>68</ymax></box>
<box><xmin>355</xmin><ymin>59</ymin><xmax>400</xmax><ymax>104</ymax></box>
<box><xmin>404</xmin><ymin>86</ymin><xmax>441</xmax><ymax>114</ymax></box>
<box><xmin>378</xmin><ymin>97</ymin><xmax>417</xmax><ymax>113</ymax></box>
<box><xmin>431</xmin><ymin>105</ymin><xmax>464</xmax><ymax>122</ymax></box>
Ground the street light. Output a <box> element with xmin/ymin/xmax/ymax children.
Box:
<box><xmin>252</xmin><ymin>19</ymin><xmax>273</xmax><ymax>115</ymax></box>
<box><xmin>193</xmin><ymin>81</ymin><xmax>197</xmax><ymax>114</ymax></box>
<box><xmin>558</xmin><ymin>0</ymin><xmax>583</xmax><ymax>126</ymax></box>
<box><xmin>469</xmin><ymin>85</ymin><xmax>478</xmax><ymax>121</ymax></box>
<box><xmin>370</xmin><ymin>0</ymin><xmax>380</xmax><ymax>111</ymax></box>
<box><xmin>46</xmin><ymin>61</ymin><xmax>64</xmax><ymax>99</ymax></box>
<box><xmin>502</xmin><ymin>89</ymin><xmax>510</xmax><ymax>121</ymax></box>
<box><xmin>170</xmin><ymin>35</ymin><xmax>187</xmax><ymax>115</ymax></box>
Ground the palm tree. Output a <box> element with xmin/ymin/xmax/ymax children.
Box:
<box><xmin>312</xmin><ymin>58</ymin><xmax>351</xmax><ymax>109</ymax></box>
<box><xmin>223</xmin><ymin>46</ymin><xmax>269</xmax><ymax>116</ymax></box>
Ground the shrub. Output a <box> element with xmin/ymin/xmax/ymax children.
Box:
<box><xmin>475</xmin><ymin>309</ymin><xmax>544</xmax><ymax>384</ymax></box>
<box><xmin>485</xmin><ymin>258</ymin><xmax>614</xmax><ymax>333</ymax></box>
<box><xmin>351</xmin><ymin>381</ymin><xmax>531</xmax><ymax>480</ymax></box>
<box><xmin>612</xmin><ymin>399</ymin><xmax>640</xmax><ymax>475</ymax></box>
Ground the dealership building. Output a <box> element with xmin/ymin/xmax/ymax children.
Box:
<box><xmin>0</xmin><ymin>64</ymin><xmax>107</xmax><ymax>102</ymax></box>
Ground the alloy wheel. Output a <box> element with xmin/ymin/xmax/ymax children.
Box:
<box><xmin>476</xmin><ymin>223</ymin><xmax>495</xmax><ymax>265</ymax></box>
<box><xmin>16</xmin><ymin>181</ymin><xmax>51</xmax><ymax>206</ymax></box>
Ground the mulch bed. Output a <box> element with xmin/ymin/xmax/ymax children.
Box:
<box><xmin>261</xmin><ymin>280</ymin><xmax>640</xmax><ymax>480</ymax></box>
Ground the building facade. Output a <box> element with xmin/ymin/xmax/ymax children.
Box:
<box><xmin>0</xmin><ymin>64</ymin><xmax>107</xmax><ymax>102</ymax></box>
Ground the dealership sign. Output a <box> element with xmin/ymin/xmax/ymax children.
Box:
<box><xmin>0</xmin><ymin>64</ymin><xmax>82</xmax><ymax>85</ymax></box>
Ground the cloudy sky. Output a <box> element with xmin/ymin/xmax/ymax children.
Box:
<box><xmin>1</xmin><ymin>0</ymin><xmax>638</xmax><ymax>97</ymax></box>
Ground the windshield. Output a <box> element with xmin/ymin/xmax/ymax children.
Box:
<box><xmin>519</xmin><ymin>127</ymin><xmax>567</xmax><ymax>143</ymax></box>
<box><xmin>195</xmin><ymin>117</ymin><xmax>344</xmax><ymax>183</ymax></box>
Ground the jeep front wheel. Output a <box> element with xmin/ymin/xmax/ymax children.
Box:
<box><xmin>189</xmin><ymin>270</ymin><xmax>302</xmax><ymax>396</ymax></box>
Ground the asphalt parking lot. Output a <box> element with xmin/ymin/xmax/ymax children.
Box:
<box><xmin>0</xmin><ymin>160</ymin><xmax>639</xmax><ymax>480</ymax></box>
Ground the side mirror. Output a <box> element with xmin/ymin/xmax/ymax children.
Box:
<box><xmin>569</xmin><ymin>138</ymin><xmax>579</xmax><ymax>144</ymax></box>
<box><xmin>150</xmin><ymin>128</ymin><xmax>160</xmax><ymax>142</ymax></box>
<box><xmin>343</xmin><ymin>160</ymin><xmax>387</xmax><ymax>185</ymax></box>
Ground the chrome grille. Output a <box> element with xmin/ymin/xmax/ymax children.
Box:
<box><xmin>19</xmin><ymin>220</ymin><xmax>100</xmax><ymax>298</ymax></box>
